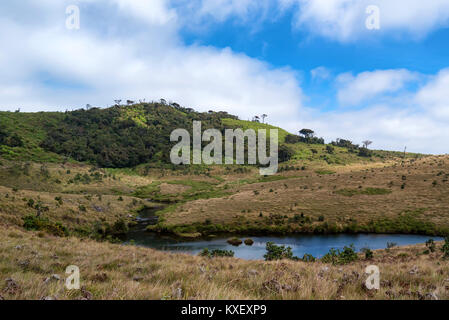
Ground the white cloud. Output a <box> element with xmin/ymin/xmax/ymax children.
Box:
<box><xmin>0</xmin><ymin>1</ymin><xmax>303</xmax><ymax>127</ymax></box>
<box><xmin>310</xmin><ymin>66</ymin><xmax>331</xmax><ymax>81</ymax></box>
<box><xmin>416</xmin><ymin>68</ymin><xmax>449</xmax><ymax>119</ymax></box>
<box><xmin>284</xmin><ymin>0</ymin><xmax>449</xmax><ymax>41</ymax></box>
<box><xmin>112</xmin><ymin>0</ymin><xmax>177</xmax><ymax>25</ymax></box>
<box><xmin>1</xmin><ymin>1</ymin><xmax>449</xmax><ymax>155</ymax></box>
<box><xmin>337</xmin><ymin>69</ymin><xmax>419</xmax><ymax>106</ymax></box>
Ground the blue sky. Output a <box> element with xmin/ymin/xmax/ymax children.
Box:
<box><xmin>1</xmin><ymin>0</ymin><xmax>449</xmax><ymax>154</ymax></box>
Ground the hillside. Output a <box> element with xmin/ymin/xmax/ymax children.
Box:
<box><xmin>0</xmin><ymin>102</ymin><xmax>421</xmax><ymax>167</ymax></box>
<box><xmin>1</xmin><ymin>104</ymin><xmax>445</xmax><ymax>301</ymax></box>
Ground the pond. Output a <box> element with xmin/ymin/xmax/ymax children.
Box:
<box><xmin>127</xmin><ymin>211</ymin><xmax>441</xmax><ymax>260</ymax></box>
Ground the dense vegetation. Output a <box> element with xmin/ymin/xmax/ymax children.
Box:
<box><xmin>39</xmin><ymin>103</ymin><xmax>237</xmax><ymax>168</ymax></box>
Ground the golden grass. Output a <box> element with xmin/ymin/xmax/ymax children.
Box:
<box><xmin>160</xmin><ymin>155</ymin><xmax>449</xmax><ymax>233</ymax></box>
<box><xmin>1</xmin><ymin>224</ymin><xmax>448</xmax><ymax>300</ymax></box>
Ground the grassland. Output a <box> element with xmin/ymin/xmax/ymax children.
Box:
<box><xmin>1</xmin><ymin>107</ymin><xmax>448</xmax><ymax>300</ymax></box>
<box><xmin>1</xmin><ymin>224</ymin><xmax>448</xmax><ymax>300</ymax></box>
<box><xmin>150</xmin><ymin>155</ymin><xmax>449</xmax><ymax>237</ymax></box>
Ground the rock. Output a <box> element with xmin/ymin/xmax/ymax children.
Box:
<box><xmin>3</xmin><ymin>278</ymin><xmax>20</xmax><ymax>295</ymax></box>
<box><xmin>51</xmin><ymin>274</ymin><xmax>61</xmax><ymax>281</ymax></box>
<box><xmin>426</xmin><ymin>292</ymin><xmax>439</xmax><ymax>300</ymax></box>
<box><xmin>244</xmin><ymin>239</ymin><xmax>254</xmax><ymax>246</ymax></box>
<box><xmin>248</xmin><ymin>269</ymin><xmax>258</xmax><ymax>277</ymax></box>
<box><xmin>227</xmin><ymin>238</ymin><xmax>243</xmax><ymax>246</ymax></box>
<box><xmin>409</xmin><ymin>266</ymin><xmax>419</xmax><ymax>275</ymax></box>
<box><xmin>282</xmin><ymin>284</ymin><xmax>292</xmax><ymax>291</ymax></box>
<box><xmin>14</xmin><ymin>245</ymin><xmax>23</xmax><ymax>250</ymax></box>
<box><xmin>92</xmin><ymin>205</ymin><xmax>104</xmax><ymax>212</ymax></box>
<box><xmin>172</xmin><ymin>287</ymin><xmax>183</xmax><ymax>299</ymax></box>
<box><xmin>133</xmin><ymin>276</ymin><xmax>143</xmax><ymax>282</ymax></box>
<box><xmin>93</xmin><ymin>273</ymin><xmax>109</xmax><ymax>282</ymax></box>
<box><xmin>263</xmin><ymin>279</ymin><xmax>282</xmax><ymax>293</ymax></box>
<box><xmin>199</xmin><ymin>266</ymin><xmax>206</xmax><ymax>273</ymax></box>
<box><xmin>18</xmin><ymin>260</ymin><xmax>30</xmax><ymax>269</ymax></box>
<box><xmin>81</xmin><ymin>287</ymin><xmax>93</xmax><ymax>300</ymax></box>
<box><xmin>41</xmin><ymin>296</ymin><xmax>57</xmax><ymax>300</ymax></box>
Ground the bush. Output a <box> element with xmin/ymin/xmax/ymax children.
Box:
<box><xmin>264</xmin><ymin>242</ymin><xmax>297</xmax><ymax>261</ymax></box>
<box><xmin>326</xmin><ymin>145</ymin><xmax>335</xmax><ymax>154</ymax></box>
<box><xmin>110</xmin><ymin>219</ymin><xmax>129</xmax><ymax>236</ymax></box>
<box><xmin>358</xmin><ymin>147</ymin><xmax>373</xmax><ymax>157</ymax></box>
<box><xmin>278</xmin><ymin>145</ymin><xmax>295</xmax><ymax>162</ymax></box>
<box><xmin>302</xmin><ymin>253</ymin><xmax>316</xmax><ymax>262</ymax></box>
<box><xmin>199</xmin><ymin>248</ymin><xmax>235</xmax><ymax>258</ymax></box>
<box><xmin>321</xmin><ymin>245</ymin><xmax>358</xmax><ymax>265</ymax></box>
<box><xmin>426</xmin><ymin>239</ymin><xmax>436</xmax><ymax>253</ymax></box>
<box><xmin>23</xmin><ymin>215</ymin><xmax>67</xmax><ymax>237</ymax></box>
<box><xmin>386</xmin><ymin>242</ymin><xmax>397</xmax><ymax>250</ymax></box>
<box><xmin>362</xmin><ymin>248</ymin><xmax>374</xmax><ymax>259</ymax></box>
<box><xmin>442</xmin><ymin>237</ymin><xmax>449</xmax><ymax>259</ymax></box>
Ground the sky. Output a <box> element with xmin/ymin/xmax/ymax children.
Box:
<box><xmin>1</xmin><ymin>0</ymin><xmax>449</xmax><ymax>154</ymax></box>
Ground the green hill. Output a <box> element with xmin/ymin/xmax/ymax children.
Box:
<box><xmin>0</xmin><ymin>102</ymin><xmax>422</xmax><ymax>168</ymax></box>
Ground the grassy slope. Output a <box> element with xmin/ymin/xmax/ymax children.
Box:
<box><xmin>151</xmin><ymin>155</ymin><xmax>449</xmax><ymax>237</ymax></box>
<box><xmin>221</xmin><ymin>118</ymin><xmax>290</xmax><ymax>143</ymax></box>
<box><xmin>1</xmin><ymin>224</ymin><xmax>448</xmax><ymax>300</ymax></box>
<box><xmin>2</xmin><ymin>108</ymin><xmax>448</xmax><ymax>300</ymax></box>
<box><xmin>0</xmin><ymin>111</ymin><xmax>64</xmax><ymax>162</ymax></box>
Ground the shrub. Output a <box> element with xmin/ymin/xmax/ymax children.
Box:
<box><xmin>326</xmin><ymin>145</ymin><xmax>335</xmax><ymax>154</ymax></box>
<box><xmin>321</xmin><ymin>245</ymin><xmax>358</xmax><ymax>265</ymax></box>
<box><xmin>386</xmin><ymin>242</ymin><xmax>397</xmax><ymax>250</ymax></box>
<box><xmin>426</xmin><ymin>239</ymin><xmax>436</xmax><ymax>253</ymax></box>
<box><xmin>264</xmin><ymin>242</ymin><xmax>297</xmax><ymax>261</ymax></box>
<box><xmin>110</xmin><ymin>219</ymin><xmax>129</xmax><ymax>236</ymax></box>
<box><xmin>23</xmin><ymin>215</ymin><xmax>67</xmax><ymax>237</ymax></box>
<box><xmin>302</xmin><ymin>253</ymin><xmax>316</xmax><ymax>262</ymax></box>
<box><xmin>362</xmin><ymin>248</ymin><xmax>374</xmax><ymax>259</ymax></box>
<box><xmin>441</xmin><ymin>237</ymin><xmax>449</xmax><ymax>259</ymax></box>
<box><xmin>278</xmin><ymin>144</ymin><xmax>295</xmax><ymax>162</ymax></box>
<box><xmin>199</xmin><ymin>248</ymin><xmax>234</xmax><ymax>258</ymax></box>
<box><xmin>358</xmin><ymin>147</ymin><xmax>373</xmax><ymax>157</ymax></box>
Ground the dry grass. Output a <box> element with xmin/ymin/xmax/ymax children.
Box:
<box><xmin>1</xmin><ymin>224</ymin><xmax>448</xmax><ymax>300</ymax></box>
<box><xmin>159</xmin><ymin>155</ymin><xmax>449</xmax><ymax>234</ymax></box>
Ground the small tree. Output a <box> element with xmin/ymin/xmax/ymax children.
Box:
<box><xmin>299</xmin><ymin>129</ymin><xmax>315</xmax><ymax>139</ymax></box>
<box><xmin>441</xmin><ymin>237</ymin><xmax>449</xmax><ymax>259</ymax></box>
<box><xmin>264</xmin><ymin>242</ymin><xmax>297</xmax><ymax>261</ymax></box>
<box><xmin>362</xmin><ymin>140</ymin><xmax>373</xmax><ymax>149</ymax></box>
<box><xmin>261</xmin><ymin>114</ymin><xmax>268</xmax><ymax>123</ymax></box>
<box><xmin>426</xmin><ymin>239</ymin><xmax>436</xmax><ymax>253</ymax></box>
<box><xmin>114</xmin><ymin>99</ymin><xmax>122</xmax><ymax>105</ymax></box>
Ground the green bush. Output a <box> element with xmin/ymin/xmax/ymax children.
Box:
<box><xmin>302</xmin><ymin>253</ymin><xmax>316</xmax><ymax>262</ymax></box>
<box><xmin>321</xmin><ymin>245</ymin><xmax>358</xmax><ymax>265</ymax></box>
<box><xmin>264</xmin><ymin>242</ymin><xmax>297</xmax><ymax>261</ymax></box>
<box><xmin>199</xmin><ymin>248</ymin><xmax>235</xmax><ymax>258</ymax></box>
<box><xmin>23</xmin><ymin>215</ymin><xmax>67</xmax><ymax>237</ymax></box>
<box><xmin>442</xmin><ymin>237</ymin><xmax>449</xmax><ymax>259</ymax></box>
<box><xmin>362</xmin><ymin>248</ymin><xmax>374</xmax><ymax>259</ymax></box>
<box><xmin>426</xmin><ymin>239</ymin><xmax>436</xmax><ymax>253</ymax></box>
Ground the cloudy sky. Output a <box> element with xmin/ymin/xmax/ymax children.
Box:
<box><xmin>1</xmin><ymin>0</ymin><xmax>449</xmax><ymax>154</ymax></box>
